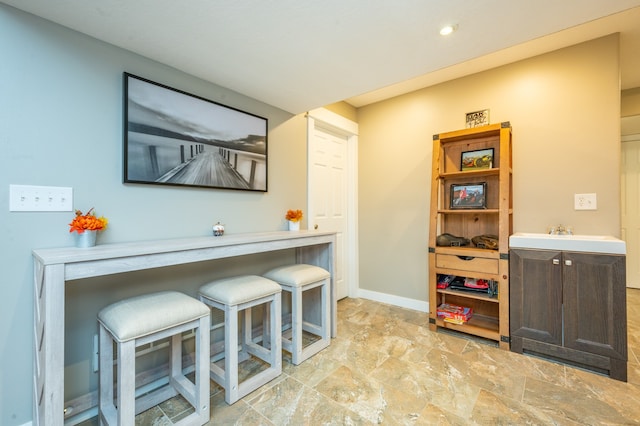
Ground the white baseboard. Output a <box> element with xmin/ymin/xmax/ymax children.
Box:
<box><xmin>19</xmin><ymin>422</ymin><xmax>32</xmax><ymax>426</ymax></box>
<box><xmin>357</xmin><ymin>288</ymin><xmax>429</xmax><ymax>313</ymax></box>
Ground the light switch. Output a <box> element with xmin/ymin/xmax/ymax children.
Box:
<box><xmin>9</xmin><ymin>184</ymin><xmax>73</xmax><ymax>212</ymax></box>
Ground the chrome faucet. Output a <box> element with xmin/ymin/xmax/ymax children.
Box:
<box><xmin>549</xmin><ymin>225</ymin><xmax>573</xmax><ymax>235</ymax></box>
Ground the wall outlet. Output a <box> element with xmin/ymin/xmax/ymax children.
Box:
<box><xmin>574</xmin><ymin>193</ymin><xmax>597</xmax><ymax>210</ymax></box>
<box><xmin>9</xmin><ymin>184</ymin><xmax>73</xmax><ymax>212</ymax></box>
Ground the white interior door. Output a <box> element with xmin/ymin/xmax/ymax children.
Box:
<box><xmin>621</xmin><ymin>135</ymin><xmax>640</xmax><ymax>288</ymax></box>
<box><xmin>307</xmin><ymin>109</ymin><xmax>358</xmax><ymax>300</ymax></box>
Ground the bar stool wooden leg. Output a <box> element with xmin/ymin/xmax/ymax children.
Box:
<box><xmin>225</xmin><ymin>304</ymin><xmax>239</xmax><ymax>405</ymax></box>
<box><xmin>321</xmin><ymin>277</ymin><xmax>330</xmax><ymax>342</ymax></box>
<box><xmin>291</xmin><ymin>286</ymin><xmax>304</xmax><ymax>364</ymax></box>
<box><xmin>195</xmin><ymin>316</ymin><xmax>210</xmax><ymax>419</ymax></box>
<box><xmin>269</xmin><ymin>293</ymin><xmax>282</xmax><ymax>373</ymax></box>
<box><xmin>117</xmin><ymin>340</ymin><xmax>135</xmax><ymax>425</ymax></box>
<box><xmin>98</xmin><ymin>324</ymin><xmax>114</xmax><ymax>424</ymax></box>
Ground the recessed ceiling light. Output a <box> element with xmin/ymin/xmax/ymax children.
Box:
<box><xmin>440</xmin><ymin>24</ymin><xmax>458</xmax><ymax>36</ymax></box>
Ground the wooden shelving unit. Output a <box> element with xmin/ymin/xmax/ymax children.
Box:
<box><xmin>428</xmin><ymin>122</ymin><xmax>512</xmax><ymax>349</ymax></box>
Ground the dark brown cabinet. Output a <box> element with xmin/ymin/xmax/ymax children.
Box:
<box><xmin>510</xmin><ymin>248</ymin><xmax>627</xmax><ymax>381</ymax></box>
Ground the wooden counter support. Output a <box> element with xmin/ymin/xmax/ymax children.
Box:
<box><xmin>32</xmin><ymin>230</ymin><xmax>336</xmax><ymax>426</ymax></box>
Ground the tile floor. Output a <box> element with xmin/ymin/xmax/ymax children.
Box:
<box><xmin>82</xmin><ymin>289</ymin><xmax>640</xmax><ymax>425</ymax></box>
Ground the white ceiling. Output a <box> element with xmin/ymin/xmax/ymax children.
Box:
<box><xmin>3</xmin><ymin>0</ymin><xmax>640</xmax><ymax>114</ymax></box>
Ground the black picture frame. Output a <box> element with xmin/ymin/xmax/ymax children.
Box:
<box><xmin>450</xmin><ymin>183</ymin><xmax>487</xmax><ymax>209</ymax></box>
<box><xmin>461</xmin><ymin>148</ymin><xmax>494</xmax><ymax>171</ymax></box>
<box><xmin>123</xmin><ymin>73</ymin><xmax>268</xmax><ymax>191</ymax></box>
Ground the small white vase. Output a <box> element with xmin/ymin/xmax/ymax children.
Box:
<box><xmin>75</xmin><ymin>230</ymin><xmax>97</xmax><ymax>248</ymax></box>
<box><xmin>287</xmin><ymin>220</ymin><xmax>300</xmax><ymax>231</ymax></box>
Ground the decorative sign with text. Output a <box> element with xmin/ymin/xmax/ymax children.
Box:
<box><xmin>465</xmin><ymin>109</ymin><xmax>490</xmax><ymax>128</ymax></box>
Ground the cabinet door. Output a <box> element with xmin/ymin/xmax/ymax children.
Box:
<box><xmin>510</xmin><ymin>249</ymin><xmax>563</xmax><ymax>345</ymax></box>
<box><xmin>562</xmin><ymin>252</ymin><xmax>627</xmax><ymax>360</ymax></box>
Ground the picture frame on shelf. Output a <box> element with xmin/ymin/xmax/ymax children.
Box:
<box><xmin>123</xmin><ymin>72</ymin><xmax>268</xmax><ymax>192</ymax></box>
<box><xmin>450</xmin><ymin>183</ymin><xmax>487</xmax><ymax>209</ymax></box>
<box><xmin>461</xmin><ymin>148</ymin><xmax>494</xmax><ymax>171</ymax></box>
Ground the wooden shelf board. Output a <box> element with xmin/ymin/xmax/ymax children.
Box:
<box><xmin>440</xmin><ymin>167</ymin><xmax>500</xmax><ymax>179</ymax></box>
<box><xmin>434</xmin><ymin>246</ymin><xmax>500</xmax><ymax>258</ymax></box>
<box><xmin>434</xmin><ymin>267</ymin><xmax>502</xmax><ymax>282</ymax></box>
<box><xmin>435</xmin><ymin>314</ymin><xmax>500</xmax><ymax>341</ymax></box>
<box><xmin>440</xmin><ymin>168</ymin><xmax>500</xmax><ymax>179</ymax></box>
<box><xmin>437</xmin><ymin>209</ymin><xmax>499</xmax><ymax>214</ymax></box>
<box><xmin>437</xmin><ymin>123</ymin><xmax>504</xmax><ymax>141</ymax></box>
<box><xmin>437</xmin><ymin>288</ymin><xmax>499</xmax><ymax>303</ymax></box>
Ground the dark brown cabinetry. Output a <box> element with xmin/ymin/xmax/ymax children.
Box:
<box><xmin>510</xmin><ymin>248</ymin><xmax>627</xmax><ymax>381</ymax></box>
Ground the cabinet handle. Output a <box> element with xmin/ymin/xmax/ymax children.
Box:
<box><xmin>552</xmin><ymin>259</ymin><xmax>560</xmax><ymax>265</ymax></box>
<box><xmin>456</xmin><ymin>256</ymin><xmax>475</xmax><ymax>261</ymax></box>
<box><xmin>565</xmin><ymin>260</ymin><xmax>572</xmax><ymax>266</ymax></box>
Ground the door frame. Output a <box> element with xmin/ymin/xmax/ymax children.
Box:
<box><xmin>622</xmin><ymin>133</ymin><xmax>640</xmax><ymax>288</ymax></box>
<box><xmin>306</xmin><ymin>107</ymin><xmax>359</xmax><ymax>298</ymax></box>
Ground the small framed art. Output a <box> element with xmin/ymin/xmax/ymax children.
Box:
<box><xmin>450</xmin><ymin>183</ymin><xmax>487</xmax><ymax>209</ymax></box>
<box><xmin>461</xmin><ymin>148</ymin><xmax>494</xmax><ymax>171</ymax></box>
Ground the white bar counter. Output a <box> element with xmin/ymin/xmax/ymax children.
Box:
<box><xmin>32</xmin><ymin>230</ymin><xmax>336</xmax><ymax>426</ymax></box>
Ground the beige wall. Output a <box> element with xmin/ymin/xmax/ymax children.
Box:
<box><xmin>622</xmin><ymin>87</ymin><xmax>640</xmax><ymax>135</ymax></box>
<box><xmin>324</xmin><ymin>101</ymin><xmax>358</xmax><ymax>122</ymax></box>
<box><xmin>357</xmin><ymin>34</ymin><xmax>621</xmax><ymax>301</ymax></box>
<box><xmin>622</xmin><ymin>87</ymin><xmax>640</xmax><ymax>117</ymax></box>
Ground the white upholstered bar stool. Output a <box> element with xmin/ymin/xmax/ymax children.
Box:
<box><xmin>263</xmin><ymin>264</ymin><xmax>330</xmax><ymax>365</ymax></box>
<box><xmin>198</xmin><ymin>275</ymin><xmax>282</xmax><ymax>404</ymax></box>
<box><xmin>97</xmin><ymin>291</ymin><xmax>211</xmax><ymax>426</ymax></box>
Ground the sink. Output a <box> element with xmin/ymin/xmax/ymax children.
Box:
<box><xmin>509</xmin><ymin>232</ymin><xmax>626</xmax><ymax>254</ymax></box>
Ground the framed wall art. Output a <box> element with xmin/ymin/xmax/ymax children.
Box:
<box><xmin>450</xmin><ymin>183</ymin><xmax>487</xmax><ymax>209</ymax></box>
<box><xmin>461</xmin><ymin>148</ymin><xmax>494</xmax><ymax>171</ymax></box>
<box><xmin>123</xmin><ymin>73</ymin><xmax>268</xmax><ymax>191</ymax></box>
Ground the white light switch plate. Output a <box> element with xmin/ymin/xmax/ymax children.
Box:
<box><xmin>574</xmin><ymin>193</ymin><xmax>597</xmax><ymax>210</ymax></box>
<box><xmin>9</xmin><ymin>184</ymin><xmax>73</xmax><ymax>212</ymax></box>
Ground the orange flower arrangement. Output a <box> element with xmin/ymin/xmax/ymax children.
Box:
<box><xmin>285</xmin><ymin>209</ymin><xmax>303</xmax><ymax>222</ymax></box>
<box><xmin>69</xmin><ymin>208</ymin><xmax>108</xmax><ymax>234</ymax></box>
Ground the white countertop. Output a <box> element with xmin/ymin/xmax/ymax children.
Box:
<box><xmin>509</xmin><ymin>232</ymin><xmax>626</xmax><ymax>254</ymax></box>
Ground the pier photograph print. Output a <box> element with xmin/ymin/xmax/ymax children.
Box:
<box><xmin>124</xmin><ymin>73</ymin><xmax>268</xmax><ymax>191</ymax></box>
